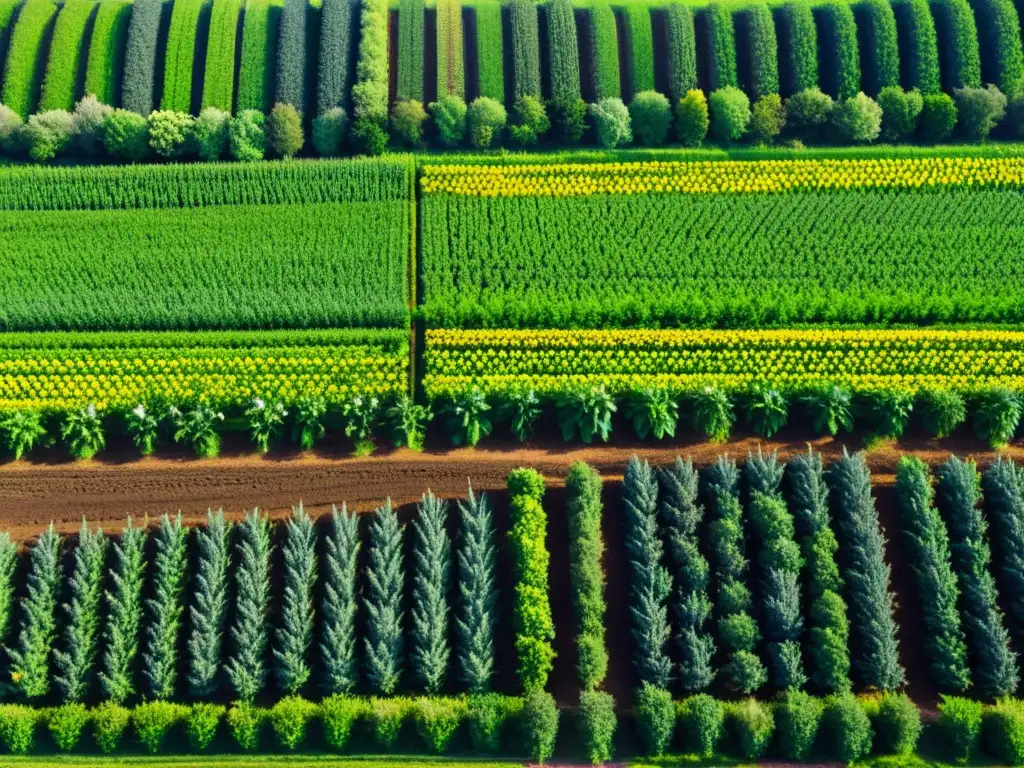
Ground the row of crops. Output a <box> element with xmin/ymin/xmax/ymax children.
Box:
<box><xmin>1</xmin><ymin>0</ymin><xmax>1022</xmax><ymax>119</ymax></box>
<box><xmin>2</xmin><ymin>454</ymin><xmax>1024</xmax><ymax>763</ymax></box>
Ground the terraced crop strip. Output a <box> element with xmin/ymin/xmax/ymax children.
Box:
<box><xmin>420</xmin><ymin>158</ymin><xmax>1024</xmax><ymax>328</ymax></box>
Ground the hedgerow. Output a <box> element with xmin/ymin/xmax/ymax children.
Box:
<box><xmin>777</xmin><ymin>0</ymin><xmax>818</xmax><ymax>94</ymax></box>
<box><xmin>705</xmin><ymin>3</ymin><xmax>738</xmax><ymax>90</ymax></box>
<box><xmin>365</xmin><ymin>500</ymin><xmax>405</xmax><ymax>695</ymax></box>
<box><xmin>202</xmin><ymin>0</ymin><xmax>242</xmax><ymax>111</ymax></box>
<box><xmin>456</xmin><ymin>483</ymin><xmax>498</xmax><ymax>693</ymax></box>
<box><xmin>144</xmin><ymin>514</ymin><xmax>188</xmax><ymax>700</ymax></box>
<box><xmin>507</xmin><ymin>468</ymin><xmax>554</xmax><ymax>691</ymax></box>
<box><xmin>100</xmin><ymin>519</ymin><xmax>146</xmax><ymax>703</ymax></box>
<box><xmin>397</xmin><ymin>0</ymin><xmax>425</xmax><ymax>101</ymax></box>
<box><xmin>121</xmin><ymin>0</ymin><xmax>163</xmax><ymax>114</ymax></box>
<box><xmin>510</xmin><ymin>0</ymin><xmax>540</xmax><ymax>98</ymax></box>
<box><xmin>411</xmin><ymin>492</ymin><xmax>451</xmax><ymax>693</ymax></box>
<box><xmin>932</xmin><ymin>0</ymin><xmax>981</xmax><ymax>89</ymax></box>
<box><xmin>275</xmin><ymin>0</ymin><xmax>307</xmax><ymax>112</ymax></box>
<box><xmin>546</xmin><ymin>0</ymin><xmax>580</xmax><ymax>101</ymax></box>
<box><xmin>982</xmin><ymin>458</ymin><xmax>1024</xmax><ymax>647</ymax></box>
<box><xmin>936</xmin><ymin>457</ymin><xmax>1018</xmax><ymax>699</ymax></box>
<box><xmin>83</xmin><ymin>0</ymin><xmax>132</xmax><ymax>105</ymax></box>
<box><xmin>665</xmin><ymin>1</ymin><xmax>697</xmax><ymax>100</ymax></box>
<box><xmin>828</xmin><ymin>450</ymin><xmax>904</xmax><ymax>691</ymax></box>
<box><xmin>659</xmin><ymin>457</ymin><xmax>713</xmax><ymax>692</ymax></box>
<box><xmin>624</xmin><ymin>3</ymin><xmax>655</xmax><ymax>95</ymax></box>
<box><xmin>436</xmin><ymin>0</ymin><xmax>464</xmax><ymax>99</ymax></box>
<box><xmin>236</xmin><ymin>0</ymin><xmax>278</xmax><ymax>112</ymax></box>
<box><xmin>817</xmin><ymin>1</ymin><xmax>860</xmax><ymax>99</ymax></box>
<box><xmin>895</xmin><ymin>457</ymin><xmax>970</xmax><ymax>691</ymax></box>
<box><xmin>2</xmin><ymin>0</ymin><xmax>59</xmax><ymax>118</ymax></box>
<box><xmin>741</xmin><ymin>4</ymin><xmax>779</xmax><ymax>98</ymax></box>
<box><xmin>589</xmin><ymin>2</ymin><xmax>620</xmax><ymax>99</ymax></box>
<box><xmin>473</xmin><ymin>0</ymin><xmax>504</xmax><ymax>102</ymax></box>
<box><xmin>352</xmin><ymin>0</ymin><xmax>388</xmax><ymax>124</ymax></box>
<box><xmin>161</xmin><ymin>0</ymin><xmax>209</xmax><ymax>113</ymax></box>
<box><xmin>54</xmin><ymin>522</ymin><xmax>107</xmax><ymax>703</ymax></box>
<box><xmin>317</xmin><ymin>0</ymin><xmax>355</xmax><ymax>114</ymax></box>
<box><xmin>975</xmin><ymin>0</ymin><xmax>1024</xmax><ymax>94</ymax></box>
<box><xmin>894</xmin><ymin>0</ymin><xmax>941</xmax><ymax>94</ymax></box>
<box><xmin>188</xmin><ymin>509</ymin><xmax>231</xmax><ymax>699</ymax></box>
<box><xmin>39</xmin><ymin>0</ymin><xmax>96</xmax><ymax>112</ymax></box>
<box><xmin>566</xmin><ymin>462</ymin><xmax>608</xmax><ymax>690</ymax></box>
<box><xmin>856</xmin><ymin>0</ymin><xmax>900</xmax><ymax>96</ymax></box>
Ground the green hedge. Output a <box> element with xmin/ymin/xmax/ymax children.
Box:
<box><xmin>317</xmin><ymin>0</ymin><xmax>355</xmax><ymax>114</ymax></box>
<box><xmin>705</xmin><ymin>3</ymin><xmax>738</xmax><ymax>90</ymax></box>
<box><xmin>741</xmin><ymin>4</ymin><xmax>779</xmax><ymax>98</ymax></box>
<box><xmin>624</xmin><ymin>3</ymin><xmax>655</xmax><ymax>96</ymax></box>
<box><xmin>352</xmin><ymin>0</ymin><xmax>389</xmax><ymax>124</ymax></box>
<box><xmin>665</xmin><ymin>1</ymin><xmax>697</xmax><ymax>100</ymax></box>
<box><xmin>857</xmin><ymin>0</ymin><xmax>900</xmax><ymax>96</ymax></box>
<box><xmin>39</xmin><ymin>0</ymin><xmax>96</xmax><ymax>112</ymax></box>
<box><xmin>776</xmin><ymin>0</ymin><xmax>818</xmax><ymax>94</ymax></box>
<box><xmin>474</xmin><ymin>0</ymin><xmax>503</xmax><ymax>101</ymax></box>
<box><xmin>931</xmin><ymin>0</ymin><xmax>981</xmax><ymax>89</ymax></box>
<box><xmin>275</xmin><ymin>0</ymin><xmax>306</xmax><ymax>112</ymax></box>
<box><xmin>566</xmin><ymin>462</ymin><xmax>607</xmax><ymax>691</ymax></box>
<box><xmin>590</xmin><ymin>2</ymin><xmax>620</xmax><ymax>98</ymax></box>
<box><xmin>397</xmin><ymin>0</ymin><xmax>424</xmax><ymax>101</ymax></box>
<box><xmin>0</xmin><ymin>0</ymin><xmax>18</xmax><ymax>82</ymax></box>
<box><xmin>972</xmin><ymin>0</ymin><xmax>1024</xmax><ymax>95</ymax></box>
<box><xmin>120</xmin><ymin>0</ymin><xmax>163</xmax><ymax>113</ymax></box>
<box><xmin>546</xmin><ymin>0</ymin><xmax>580</xmax><ymax>101</ymax></box>
<box><xmin>162</xmin><ymin>0</ymin><xmax>211</xmax><ymax>113</ymax></box>
<box><xmin>84</xmin><ymin>0</ymin><xmax>132</xmax><ymax>106</ymax></box>
<box><xmin>236</xmin><ymin>0</ymin><xmax>280</xmax><ymax>112</ymax></box>
<box><xmin>2</xmin><ymin>0</ymin><xmax>58</xmax><ymax>118</ymax></box>
<box><xmin>816</xmin><ymin>1</ymin><xmax>861</xmax><ymax>99</ymax></box>
<box><xmin>436</xmin><ymin>0</ymin><xmax>464</xmax><ymax>99</ymax></box>
<box><xmin>201</xmin><ymin>0</ymin><xmax>241</xmax><ymax>111</ymax></box>
<box><xmin>894</xmin><ymin>0</ymin><xmax>942</xmax><ymax>94</ymax></box>
<box><xmin>510</xmin><ymin>0</ymin><xmax>540</xmax><ymax>98</ymax></box>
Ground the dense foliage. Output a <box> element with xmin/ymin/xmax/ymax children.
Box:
<box><xmin>566</xmin><ymin>462</ymin><xmax>608</xmax><ymax>690</ymax></box>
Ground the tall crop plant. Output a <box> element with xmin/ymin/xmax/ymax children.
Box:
<box><xmin>828</xmin><ymin>450</ymin><xmax>904</xmax><ymax>690</ymax></box>
<box><xmin>9</xmin><ymin>525</ymin><xmax>62</xmax><ymax>698</ymax></box>
<box><xmin>473</xmin><ymin>0</ymin><xmax>504</xmax><ymax>102</ymax></box>
<box><xmin>659</xmin><ymin>457</ymin><xmax>714</xmax><ymax>692</ymax></box>
<box><xmin>456</xmin><ymin>483</ymin><xmax>497</xmax><ymax>692</ymax></box>
<box><xmin>318</xmin><ymin>0</ymin><xmax>356</xmax><ymax>114</ymax></box>
<box><xmin>54</xmin><ymin>522</ymin><xmax>107</xmax><ymax>703</ymax></box>
<box><xmin>202</xmin><ymin>0</ymin><xmax>242</xmax><ymax>111</ymax></box>
<box><xmin>742</xmin><ymin>4</ymin><xmax>779</xmax><ymax>98</ymax></box>
<box><xmin>982</xmin><ymin>458</ymin><xmax>1024</xmax><ymax>646</ymax></box>
<box><xmin>936</xmin><ymin>457</ymin><xmax>1018</xmax><ymax>699</ymax></box>
<box><xmin>100</xmin><ymin>518</ymin><xmax>146</xmax><ymax>703</ymax></box>
<box><xmin>397</xmin><ymin>0</ymin><xmax>425</xmax><ymax>101</ymax></box>
<box><xmin>857</xmin><ymin>0</ymin><xmax>900</xmax><ymax>95</ymax></box>
<box><xmin>705</xmin><ymin>3</ymin><xmax>738</xmax><ymax>89</ymax></box>
<box><xmin>777</xmin><ymin>0</ymin><xmax>818</xmax><ymax>94</ymax></box>
<box><xmin>567</xmin><ymin>462</ymin><xmax>608</xmax><ymax>690</ymax></box>
<box><xmin>144</xmin><ymin>514</ymin><xmax>188</xmax><ymax>700</ymax></box>
<box><xmin>932</xmin><ymin>0</ymin><xmax>981</xmax><ymax>89</ymax></box>
<box><xmin>666</xmin><ymin>2</ymin><xmax>697</xmax><ymax>100</ymax></box>
<box><xmin>365</xmin><ymin>500</ymin><xmax>404</xmax><ymax>694</ymax></box>
<box><xmin>2</xmin><ymin>0</ymin><xmax>59</xmax><ymax>117</ymax></box>
<box><xmin>894</xmin><ymin>0</ymin><xmax>941</xmax><ymax>94</ymax></box>
<box><xmin>188</xmin><ymin>509</ymin><xmax>231</xmax><ymax>698</ymax></box>
<box><xmin>510</xmin><ymin>0</ymin><xmax>540</xmax><ymax>98</ymax></box>
<box><xmin>40</xmin><ymin>0</ymin><xmax>98</xmax><ymax>112</ymax></box>
<box><xmin>589</xmin><ymin>3</ymin><xmax>620</xmax><ymax>99</ymax></box>
<box><xmin>624</xmin><ymin>455</ymin><xmax>672</xmax><ymax>689</ymax></box>
<box><xmin>237</xmin><ymin>0</ymin><xmax>279</xmax><ymax>112</ymax></box>
<box><xmin>121</xmin><ymin>0</ymin><xmax>163</xmax><ymax>114</ymax></box>
<box><xmin>817</xmin><ymin>1</ymin><xmax>861</xmax><ymax>99</ymax></box>
<box><xmin>274</xmin><ymin>504</ymin><xmax>318</xmax><ymax>695</ymax></box>
<box><xmin>276</xmin><ymin>0</ymin><xmax>307</xmax><ymax>112</ymax></box>
<box><xmin>546</xmin><ymin>0</ymin><xmax>580</xmax><ymax>101</ymax></box>
<box><xmin>84</xmin><ymin>0</ymin><xmax>133</xmax><ymax>106</ymax></box>
<box><xmin>226</xmin><ymin>509</ymin><xmax>272</xmax><ymax>701</ymax></box>
<box><xmin>411</xmin><ymin>491</ymin><xmax>451</xmax><ymax>693</ymax></box>
<box><xmin>162</xmin><ymin>0</ymin><xmax>210</xmax><ymax>112</ymax></box>
<box><xmin>436</xmin><ymin>0</ymin><xmax>464</xmax><ymax>99</ymax></box>
<box><xmin>320</xmin><ymin>504</ymin><xmax>360</xmax><ymax>694</ymax></box>
<box><xmin>895</xmin><ymin>458</ymin><xmax>969</xmax><ymax>691</ymax></box>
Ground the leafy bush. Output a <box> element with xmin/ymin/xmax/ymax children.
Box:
<box><xmin>443</xmin><ymin>387</ymin><xmax>492</xmax><ymax>446</ymax></box>
<box><xmin>23</xmin><ymin>109</ymin><xmax>74</xmax><ymax>161</ymax></box>
<box><xmin>831</xmin><ymin>92</ymin><xmax>882</xmax><ymax>141</ymax></box>
<box><xmin>817</xmin><ymin>1</ymin><xmax>861</xmax><ymax>99</ymax></box>
<box><xmin>938</xmin><ymin>695</ymin><xmax>983</xmax><ymax>763</ymax></box>
<box><xmin>983</xmin><ymin>698</ymin><xmax>1024</xmax><ymax>765</ymax></box>
<box><xmin>705</xmin><ymin>3</ymin><xmax>738</xmax><ymax>89</ymax></box>
<box><xmin>786</xmin><ymin>87</ymin><xmax>833</xmax><ymax>137</ymax></box>
<box><xmin>266</xmin><ymin>102</ymin><xmax>304</xmax><ymax>158</ymax></box>
<box><xmin>878</xmin><ymin>86</ymin><xmax>924</xmax><ymax>141</ymax></box>
<box><xmin>102</xmin><ymin>109</ymin><xmax>149</xmax><ymax>161</ymax></box>
<box><xmin>47</xmin><ymin>703</ymin><xmax>89</xmax><ymax>752</ymax></box>
<box><xmin>727</xmin><ymin>698</ymin><xmax>774</xmax><ymax>759</ymax></box>
<box><xmin>954</xmin><ymin>84</ymin><xmax>1007</xmax><ymax>139</ymax></box>
<box><xmin>187</xmin><ymin>703</ymin><xmax>225</xmax><ymax>751</ymax></box>
<box><xmin>776</xmin><ymin>690</ymin><xmax>823</xmax><ymax>760</ymax></box>
<box><xmin>972</xmin><ymin>387</ymin><xmax>1021</xmax><ymax>447</ymax></box>
<box><xmin>709</xmin><ymin>86</ymin><xmax>751</xmax><ymax>140</ymax></box>
<box><xmin>228</xmin><ymin>109</ymin><xmax>266</xmax><ymax>161</ymax></box>
<box><xmin>920</xmin><ymin>92</ymin><xmax>958</xmax><ymax>140</ymax></box>
<box><xmin>548</xmin><ymin>97</ymin><xmax>587</xmax><ymax>143</ymax></box>
<box><xmin>578</xmin><ymin>690</ymin><xmax>616</xmax><ymax>765</ymax></box>
<box><xmin>0</xmin><ymin>706</ymin><xmax>38</xmax><ymax>754</ymax></box>
<box><xmin>918</xmin><ymin>388</ymin><xmax>966</xmax><ymax>437</ymax></box>
<box><xmin>0</xmin><ymin>105</ymin><xmax>24</xmax><ymax>154</ymax></box>
<box><xmin>414</xmin><ymin>697</ymin><xmax>466</xmax><ymax>754</ymax></box>
<box><xmin>635</xmin><ymin>683</ymin><xmax>674</xmax><ymax>756</ymax></box>
<box><xmin>193</xmin><ymin>107</ymin><xmax>230</xmax><ymax>161</ymax></box>
<box><xmin>742</xmin><ymin>4</ymin><xmax>779</xmax><ymax>97</ymax></box>
<box><xmin>630</xmin><ymin>90</ymin><xmax>672</xmax><ymax>146</ymax></box>
<box><xmin>857</xmin><ymin>0</ymin><xmax>900</xmax><ymax>95</ymax></box>
<box><xmin>132</xmin><ymin>701</ymin><xmax>188</xmax><ymax>754</ymax></box>
<box><xmin>467</xmin><ymin>694</ymin><xmax>522</xmax><ymax>753</ymax></box>
<box><xmin>589</xmin><ymin>97</ymin><xmax>631</xmax><ymax>148</ymax></box>
<box><xmin>666</xmin><ymin>2</ymin><xmax>697</xmax><ymax>100</ymax></box>
<box><xmin>678</xmin><ymin>694</ymin><xmax>725</xmax><ymax>759</ymax></box>
<box><xmin>92</xmin><ymin>702</ymin><xmax>131</xmax><ymax>753</ymax></box>
<box><xmin>777</xmin><ymin>0</ymin><xmax>818</xmax><ymax>94</ymax></box>
<box><xmin>226</xmin><ymin>701</ymin><xmax>265</xmax><ymax>751</ymax></box>
<box><xmin>676</xmin><ymin>89</ymin><xmax>709</xmax><ymax>145</ymax></box>
<box><xmin>148</xmin><ymin>110</ymin><xmax>194</xmax><ymax>158</ymax></box>
<box><xmin>468</xmin><ymin>97</ymin><xmax>506</xmax><ymax>148</ymax></box>
<box><xmin>508</xmin><ymin>95</ymin><xmax>549</xmax><ymax>146</ymax></box>
<box><xmin>430</xmin><ymin>95</ymin><xmax>467</xmax><ymax>146</ymax></box>
<box><xmin>873</xmin><ymin>692</ymin><xmax>921</xmax><ymax>755</ymax></box>
<box><xmin>351</xmin><ymin>117</ymin><xmax>388</xmax><ymax>155</ymax></box>
<box><xmin>750</xmin><ymin>94</ymin><xmax>786</xmax><ymax>143</ymax></box>
<box><xmin>321</xmin><ymin>696</ymin><xmax>366</xmax><ymax>750</ymax></box>
<box><xmin>269</xmin><ymin>696</ymin><xmax>318</xmax><ymax>750</ymax></box>
<box><xmin>822</xmin><ymin>693</ymin><xmax>872</xmax><ymax>762</ymax></box>
<box><xmin>522</xmin><ymin>690</ymin><xmax>558</xmax><ymax>764</ymax></box>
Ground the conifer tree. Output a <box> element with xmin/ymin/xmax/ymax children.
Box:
<box><xmin>320</xmin><ymin>503</ymin><xmax>360</xmax><ymax>695</ymax></box>
<box><xmin>188</xmin><ymin>509</ymin><xmax>231</xmax><ymax>698</ymax></box>
<box><xmin>0</xmin><ymin>532</ymin><xmax>19</xmax><ymax>682</ymax></box>
<box><xmin>8</xmin><ymin>524</ymin><xmax>63</xmax><ymax>699</ymax></box>
<box><xmin>658</xmin><ymin>457</ymin><xmax>714</xmax><ymax>692</ymax></box>
<box><xmin>144</xmin><ymin>513</ymin><xmax>188</xmax><ymax>699</ymax></box>
<box><xmin>100</xmin><ymin>518</ymin><xmax>147</xmax><ymax>703</ymax></box>
<box><xmin>828</xmin><ymin>449</ymin><xmax>904</xmax><ymax>691</ymax></box>
<box><xmin>895</xmin><ymin>457</ymin><xmax>969</xmax><ymax>691</ymax></box>
<box><xmin>226</xmin><ymin>508</ymin><xmax>272</xmax><ymax>701</ymax></box>
<box><xmin>624</xmin><ymin>455</ymin><xmax>672</xmax><ymax>688</ymax></box>
<box><xmin>412</xmin><ymin>490</ymin><xmax>451</xmax><ymax>693</ymax></box>
<box><xmin>456</xmin><ymin>482</ymin><xmax>498</xmax><ymax>692</ymax></box>
<box><xmin>274</xmin><ymin>503</ymin><xmax>318</xmax><ymax>695</ymax></box>
<box><xmin>937</xmin><ymin>456</ymin><xmax>1018</xmax><ymax>699</ymax></box>
<box><xmin>567</xmin><ymin>462</ymin><xmax>608</xmax><ymax>691</ymax></box>
<box><xmin>54</xmin><ymin>521</ymin><xmax>107</xmax><ymax>702</ymax></box>
<box><xmin>982</xmin><ymin>459</ymin><xmax>1024</xmax><ymax>645</ymax></box>
<box><xmin>365</xmin><ymin>499</ymin><xmax>405</xmax><ymax>695</ymax></box>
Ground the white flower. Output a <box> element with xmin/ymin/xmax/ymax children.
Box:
<box><xmin>253</xmin><ymin>398</ymin><xmax>265</xmax><ymax>410</ymax></box>
<box><xmin>216</xmin><ymin>412</ymin><xmax>225</xmax><ymax>421</ymax></box>
<box><xmin>86</xmin><ymin>404</ymin><xmax>97</xmax><ymax>418</ymax></box>
<box><xmin>282</xmin><ymin>411</ymin><xmax>289</xmax><ymax>417</ymax></box>
<box><xmin>352</xmin><ymin>396</ymin><xmax>362</xmax><ymax>408</ymax></box>
<box><xmin>132</xmin><ymin>404</ymin><xmax>146</xmax><ymax>419</ymax></box>
<box><xmin>168</xmin><ymin>405</ymin><xmax>181</xmax><ymax>417</ymax></box>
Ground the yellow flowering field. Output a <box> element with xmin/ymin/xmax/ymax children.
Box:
<box><xmin>420</xmin><ymin>156</ymin><xmax>1024</xmax><ymax>196</ymax></box>
<box><xmin>424</xmin><ymin>328</ymin><xmax>1024</xmax><ymax>397</ymax></box>
<box><xmin>0</xmin><ymin>331</ymin><xmax>408</xmax><ymax>411</ymax></box>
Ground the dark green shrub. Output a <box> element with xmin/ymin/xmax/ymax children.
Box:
<box><xmin>187</xmin><ymin>703</ymin><xmax>225</xmax><ymax>752</ymax></box>
<box><xmin>919</xmin><ymin>91</ymin><xmax>957</xmax><ymax>140</ymax></box>
<box><xmin>133</xmin><ymin>701</ymin><xmax>188</xmax><ymax>754</ymax></box>
<box><xmin>857</xmin><ymin>0</ymin><xmax>900</xmax><ymax>96</ymax></box>
<box><xmin>391</xmin><ymin>99</ymin><xmax>428</xmax><ymax>147</ymax></box>
<box><xmin>822</xmin><ymin>693</ymin><xmax>872</xmax><ymax>762</ymax></box>
<box><xmin>775</xmin><ymin>690</ymin><xmax>823</xmax><ymax>760</ymax></box>
<box><xmin>47</xmin><ymin>703</ymin><xmax>89</xmax><ymax>752</ymax></box>
<box><xmin>855</xmin><ymin>389</ymin><xmax>913</xmax><ymax>437</ymax></box>
<box><xmin>266</xmin><ymin>102</ymin><xmax>304</xmax><ymax>158</ymax></box>
<box><xmin>547</xmin><ymin>0</ymin><xmax>580</xmax><ymax>101</ymax></box>
<box><xmin>92</xmin><ymin>702</ymin><xmax>131</xmax><ymax>753</ymax></box>
<box><xmin>312</xmin><ymin>107</ymin><xmax>347</xmax><ymax>156</ymax></box>
<box><xmin>414</xmin><ymin>698</ymin><xmax>467</xmax><ymax>754</ymax></box>
<box><xmin>727</xmin><ymin>698</ymin><xmax>774</xmax><ymax>759</ymax></box>
<box><xmin>831</xmin><ymin>92</ymin><xmax>882</xmax><ymax>142</ymax></box>
<box><xmin>954</xmin><ymin>84</ymin><xmax>1007</xmax><ymax>139</ymax></box>
<box><xmin>228</xmin><ymin>109</ymin><xmax>266</xmax><ymax>161</ymax></box>
<box><xmin>938</xmin><ymin>695</ymin><xmax>983</xmax><ymax>763</ymax></box>
<box><xmin>709</xmin><ymin>86</ymin><xmax>750</xmax><ymax>140</ymax></box>
<box><xmin>317</xmin><ymin>0</ymin><xmax>356</xmax><ymax>113</ymax></box>
<box><xmin>274</xmin><ymin>0</ymin><xmax>306</xmax><ymax>111</ymax></box>
<box><xmin>917</xmin><ymin>388</ymin><xmax>966</xmax><ymax>437</ymax></box>
<box><xmin>120</xmin><ymin>0</ymin><xmax>162</xmax><ymax>114</ymax></box>
<box><xmin>873</xmin><ymin>692</ymin><xmax>921</xmax><ymax>755</ymax></box>
<box><xmin>817</xmin><ymin>1</ymin><xmax>861</xmax><ymax>99</ymax></box>
<box><xmin>678</xmin><ymin>694</ymin><xmax>724</xmax><ymax>759</ymax></box>
<box><xmin>972</xmin><ymin>387</ymin><xmax>1021</xmax><ymax>448</ymax></box>
<box><xmin>983</xmin><ymin>699</ymin><xmax>1024</xmax><ymax>765</ymax></box>
<box><xmin>634</xmin><ymin>683</ymin><xmax>674</xmax><ymax>756</ymax></box>
<box><xmin>0</xmin><ymin>705</ymin><xmax>38</xmax><ymax>754</ymax></box>
<box><xmin>396</xmin><ymin>0</ymin><xmax>424</xmax><ymax>101</ymax></box>
<box><xmin>522</xmin><ymin>689</ymin><xmax>558</xmax><ymax>764</ymax></box>
<box><xmin>0</xmin><ymin>106</ymin><xmax>24</xmax><ymax>154</ymax></box>
<box><xmin>624</xmin><ymin>3</ymin><xmax>655</xmax><ymax>94</ymax></box>
<box><xmin>973</xmin><ymin>0</ymin><xmax>1024</xmax><ymax>94</ymax></box>
<box><xmin>566</xmin><ymin>462</ymin><xmax>607</xmax><ymax>690</ymax></box>
<box><xmin>706</xmin><ymin>3</ymin><xmax>738</xmax><ymax>89</ymax></box>
<box><xmin>629</xmin><ymin>90</ymin><xmax>672</xmax><ymax>145</ymax></box>
<box><xmin>510</xmin><ymin>0</ymin><xmax>540</xmax><ymax>98</ymax></box>
<box><xmin>147</xmin><ymin>110</ymin><xmax>194</xmax><ymax>158</ymax></box>
<box><xmin>895</xmin><ymin>0</ymin><xmax>941</xmax><ymax>94</ymax></box>
<box><xmin>1012</xmin><ymin>86</ymin><xmax>1024</xmax><ymax>136</ymax></box>
<box><xmin>750</xmin><ymin>94</ymin><xmax>786</xmax><ymax>143</ymax></box>
<box><xmin>578</xmin><ymin>690</ymin><xmax>616</xmax><ymax>764</ymax></box>
<box><xmin>226</xmin><ymin>701</ymin><xmax>265</xmax><ymax>751</ymax></box>
<box><xmin>102</xmin><ymin>108</ymin><xmax>149</xmax><ymax>161</ymax></box>
<box><xmin>666</xmin><ymin>2</ymin><xmax>698</xmax><ymax>100</ymax></box>
<box><xmin>933</xmin><ymin>0</ymin><xmax>981</xmax><ymax>89</ymax></box>
<box><xmin>508</xmin><ymin>95</ymin><xmax>549</xmax><ymax>146</ymax></box>
<box><xmin>193</xmin><ymin>107</ymin><xmax>230</xmax><ymax>161</ymax></box>
<box><xmin>321</xmin><ymin>696</ymin><xmax>366</xmax><ymax>750</ymax></box>
<box><xmin>777</xmin><ymin>0</ymin><xmax>818</xmax><ymax>94</ymax></box>
<box><xmin>786</xmin><ymin>87</ymin><xmax>834</xmax><ymax>137</ymax></box>
<box><xmin>468</xmin><ymin>96</ymin><xmax>506</xmax><ymax>148</ymax></box>
<box><xmin>549</xmin><ymin>97</ymin><xmax>587</xmax><ymax>143</ymax></box>
<box><xmin>467</xmin><ymin>694</ymin><xmax>522</xmax><ymax>753</ymax></box>
<box><xmin>430</xmin><ymin>95</ymin><xmax>467</xmax><ymax>146</ymax></box>
<box><xmin>742</xmin><ymin>4</ymin><xmax>779</xmax><ymax>98</ymax></box>
<box><xmin>589</xmin><ymin>97</ymin><xmax>632</xmax><ymax>147</ymax></box>
<box><xmin>23</xmin><ymin>110</ymin><xmax>74</xmax><ymax>161</ymax></box>
<box><xmin>676</xmin><ymin>89</ymin><xmax>709</xmax><ymax>145</ymax></box>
